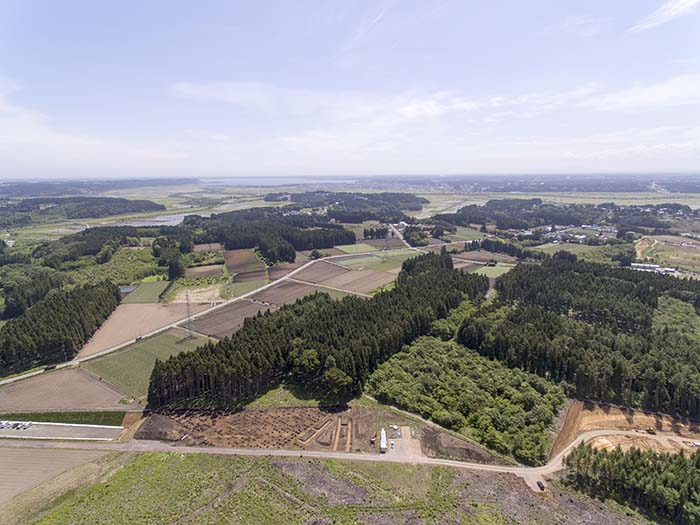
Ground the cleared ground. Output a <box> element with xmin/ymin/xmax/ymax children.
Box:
<box><xmin>171</xmin><ymin>284</ymin><xmax>223</xmax><ymax>303</ymax></box>
<box><xmin>452</xmin><ymin>250</ymin><xmax>517</xmax><ymax>264</ymax></box>
<box><xmin>268</xmin><ymin>261</ymin><xmax>305</xmax><ymax>281</ymax></box>
<box><xmin>184</xmin><ymin>264</ymin><xmax>224</xmax><ymax>278</ymax></box>
<box><xmin>533</xmin><ymin>242</ymin><xmax>600</xmax><ymax>255</ymax></box>
<box><xmin>550</xmin><ymin>400</ymin><xmax>700</xmax><ymax>459</ymax></box>
<box><xmin>0</xmin><ymin>369</ymin><xmax>141</xmax><ymax>412</ymax></box>
<box><xmin>321</xmin><ymin>269</ymin><xmax>395</xmax><ymax>294</ymax></box>
<box><xmin>224</xmin><ymin>248</ymin><xmax>265</xmax><ymax>273</ymax></box>
<box><xmin>639</xmin><ymin>234</ymin><xmax>700</xmax><ymax>272</ymax></box>
<box><xmin>474</xmin><ymin>264</ymin><xmax>515</xmax><ymax>278</ymax></box>
<box><xmin>77</xmin><ymin>303</ymin><xmax>209</xmax><ymax>359</ymax></box>
<box><xmin>0</xmin><ymin>448</ymin><xmax>106</xmax><ymax>506</ymax></box>
<box><xmin>122</xmin><ymin>281</ymin><xmax>170</xmax><ymax>304</ymax></box>
<box><xmin>233</xmin><ymin>268</ymin><xmax>268</xmax><ymax>282</ymax></box>
<box><xmin>362</xmin><ymin>236</ymin><xmax>405</xmax><ymax>249</ymax></box>
<box><xmin>0</xmin><ymin>422</ymin><xmax>122</xmax><ymax>441</ymax></box>
<box><xmin>83</xmin><ymin>328</ymin><xmax>209</xmax><ymax>399</ymax></box>
<box><xmin>193</xmin><ymin>242</ymin><xmax>223</xmax><ymax>252</ymax></box>
<box><xmin>192</xmin><ymin>300</ymin><xmax>275</xmax><ymax>339</ymax></box>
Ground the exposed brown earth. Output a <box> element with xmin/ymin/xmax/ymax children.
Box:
<box><xmin>0</xmin><ymin>368</ymin><xmax>141</xmax><ymax>412</ymax></box>
<box><xmin>293</xmin><ymin>261</ymin><xmax>350</xmax><ymax>283</ymax></box>
<box><xmin>184</xmin><ymin>264</ymin><xmax>224</xmax><ymax>278</ymax></box>
<box><xmin>223</xmin><ymin>249</ymin><xmax>265</xmax><ymax>273</ymax></box>
<box><xmin>233</xmin><ymin>268</ymin><xmax>268</xmax><ymax>282</ymax></box>
<box><xmin>268</xmin><ymin>262</ymin><xmax>305</xmax><ymax>281</ymax></box>
<box><xmin>191</xmin><ymin>299</ymin><xmax>275</xmax><ymax>339</ymax></box>
<box><xmin>251</xmin><ymin>281</ymin><xmax>319</xmax><ymax>306</ymax></box>
<box><xmin>321</xmin><ymin>269</ymin><xmax>395</xmax><ymax>294</ymax></box>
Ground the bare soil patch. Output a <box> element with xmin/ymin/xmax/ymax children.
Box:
<box><xmin>268</xmin><ymin>262</ymin><xmax>305</xmax><ymax>281</ymax></box>
<box><xmin>224</xmin><ymin>249</ymin><xmax>264</xmax><ymax>273</ymax></box>
<box><xmin>233</xmin><ymin>268</ymin><xmax>268</xmax><ymax>282</ymax></box>
<box><xmin>251</xmin><ymin>281</ymin><xmax>318</xmax><ymax>306</ymax></box>
<box><xmin>172</xmin><ymin>284</ymin><xmax>223</xmax><ymax>304</ymax></box>
<box><xmin>77</xmin><ymin>303</ymin><xmax>209</xmax><ymax>359</ymax></box>
<box><xmin>272</xmin><ymin>461</ymin><xmax>372</xmax><ymax>505</ymax></box>
<box><xmin>452</xmin><ymin>260</ymin><xmax>482</xmax><ymax>272</ymax></box>
<box><xmin>363</xmin><ymin>237</ymin><xmax>405</xmax><ymax>249</ymax></box>
<box><xmin>421</xmin><ymin>426</ymin><xmax>498</xmax><ymax>464</ymax></box>
<box><xmin>184</xmin><ymin>264</ymin><xmax>223</xmax><ymax>278</ymax></box>
<box><xmin>192</xmin><ymin>299</ymin><xmax>275</xmax><ymax>339</ymax></box>
<box><xmin>193</xmin><ymin>242</ymin><xmax>223</xmax><ymax>252</ymax></box>
<box><xmin>0</xmin><ymin>448</ymin><xmax>106</xmax><ymax>507</ymax></box>
<box><xmin>550</xmin><ymin>400</ymin><xmax>700</xmax><ymax>459</ymax></box>
<box><xmin>321</xmin><ymin>269</ymin><xmax>395</xmax><ymax>294</ymax></box>
<box><xmin>294</xmin><ymin>261</ymin><xmax>349</xmax><ymax>283</ymax></box>
<box><xmin>0</xmin><ymin>368</ymin><xmax>141</xmax><ymax>412</ymax></box>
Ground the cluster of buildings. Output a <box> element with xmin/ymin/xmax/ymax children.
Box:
<box><xmin>630</xmin><ymin>263</ymin><xmax>677</xmax><ymax>275</ymax></box>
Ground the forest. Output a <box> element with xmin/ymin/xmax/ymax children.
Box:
<box><xmin>264</xmin><ymin>190</ymin><xmax>428</xmax><ymax>223</ymax></box>
<box><xmin>147</xmin><ymin>252</ymin><xmax>489</xmax><ymax>408</ymax></box>
<box><xmin>458</xmin><ymin>254</ymin><xmax>700</xmax><ymax>416</ymax></box>
<box><xmin>0</xmin><ymin>197</ymin><xmax>165</xmax><ymax>228</ymax></box>
<box><xmin>367</xmin><ymin>335</ymin><xmax>566</xmax><ymax>465</ymax></box>
<box><xmin>0</xmin><ymin>281</ymin><xmax>120</xmax><ymax>375</ymax></box>
<box><xmin>565</xmin><ymin>443</ymin><xmax>700</xmax><ymax>524</ymax></box>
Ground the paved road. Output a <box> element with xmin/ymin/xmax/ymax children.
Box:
<box><xmin>0</xmin><ymin>428</ymin><xmax>689</xmax><ymax>491</ymax></box>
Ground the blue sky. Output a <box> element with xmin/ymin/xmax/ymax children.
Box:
<box><xmin>1</xmin><ymin>0</ymin><xmax>699</xmax><ymax>178</ymax></box>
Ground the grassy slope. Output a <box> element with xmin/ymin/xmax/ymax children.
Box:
<box><xmin>83</xmin><ymin>329</ymin><xmax>208</xmax><ymax>399</ymax></box>
<box><xmin>122</xmin><ymin>281</ymin><xmax>170</xmax><ymax>304</ymax></box>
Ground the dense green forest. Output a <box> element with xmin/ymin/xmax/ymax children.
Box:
<box><xmin>264</xmin><ymin>190</ymin><xmax>427</xmax><ymax>223</ymax></box>
<box><xmin>368</xmin><ymin>336</ymin><xmax>566</xmax><ymax>465</ymax></box>
<box><xmin>0</xmin><ymin>281</ymin><xmax>120</xmax><ymax>375</ymax></box>
<box><xmin>0</xmin><ymin>197</ymin><xmax>165</xmax><ymax>228</ymax></box>
<box><xmin>433</xmin><ymin>198</ymin><xmax>691</xmax><ymax>232</ymax></box>
<box><xmin>565</xmin><ymin>443</ymin><xmax>700</xmax><ymax>524</ymax></box>
<box><xmin>458</xmin><ymin>255</ymin><xmax>700</xmax><ymax>416</ymax></box>
<box><xmin>148</xmin><ymin>252</ymin><xmax>488</xmax><ymax>408</ymax></box>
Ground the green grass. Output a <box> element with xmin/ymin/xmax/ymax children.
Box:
<box><xmin>652</xmin><ymin>295</ymin><xmax>700</xmax><ymax>337</ymax></box>
<box><xmin>34</xmin><ymin>452</ymin><xmax>482</xmax><ymax>524</ymax></box>
<box><xmin>0</xmin><ymin>411</ymin><xmax>125</xmax><ymax>426</ymax></box>
<box><xmin>83</xmin><ymin>329</ymin><xmax>208</xmax><ymax>399</ymax></box>
<box><xmin>245</xmin><ymin>384</ymin><xmax>324</xmax><ymax>408</ymax></box>
<box><xmin>533</xmin><ymin>242</ymin><xmax>599</xmax><ymax>255</ymax></box>
<box><xmin>122</xmin><ymin>281</ymin><xmax>170</xmax><ymax>304</ymax></box>
<box><xmin>473</xmin><ymin>265</ymin><xmax>515</xmax><ymax>278</ymax></box>
<box><xmin>334</xmin><ymin>242</ymin><xmax>378</xmax><ymax>254</ymax></box>
<box><xmin>66</xmin><ymin>248</ymin><xmax>163</xmax><ymax>286</ymax></box>
<box><xmin>445</xmin><ymin>226</ymin><xmax>486</xmax><ymax>242</ymax></box>
<box><xmin>232</xmin><ymin>278</ymin><xmax>269</xmax><ymax>297</ymax></box>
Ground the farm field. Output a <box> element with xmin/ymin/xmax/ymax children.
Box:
<box><xmin>183</xmin><ymin>264</ymin><xmax>223</xmax><ymax>278</ymax></box>
<box><xmin>251</xmin><ymin>281</ymin><xmax>319</xmax><ymax>306</ymax></box>
<box><xmin>193</xmin><ymin>242</ymin><xmax>223</xmax><ymax>252</ymax></box>
<box><xmin>76</xmin><ymin>303</ymin><xmax>209</xmax><ymax>359</ymax></box>
<box><xmin>334</xmin><ymin>242</ymin><xmax>378</xmax><ymax>254</ymax></box>
<box><xmin>24</xmin><ymin>452</ymin><xmax>645</xmax><ymax>525</ymax></box>
<box><xmin>533</xmin><ymin>242</ymin><xmax>600</xmax><ymax>255</ymax></box>
<box><xmin>293</xmin><ymin>260</ymin><xmax>349</xmax><ymax>283</ymax></box>
<box><xmin>452</xmin><ymin>250</ymin><xmax>517</xmax><ymax>264</ymax></box>
<box><xmin>362</xmin><ymin>236</ymin><xmax>405</xmax><ymax>249</ymax></box>
<box><xmin>299</xmin><ymin>247</ymin><xmax>346</xmax><ymax>257</ymax></box>
<box><xmin>83</xmin><ymin>328</ymin><xmax>210</xmax><ymax>399</ymax></box>
<box><xmin>268</xmin><ymin>261</ymin><xmax>304</xmax><ymax>281</ymax></box>
<box><xmin>232</xmin><ymin>278</ymin><xmax>268</xmax><ymax>297</ymax></box>
<box><xmin>223</xmin><ymin>248</ymin><xmax>265</xmax><ymax>273</ymax></box>
<box><xmin>321</xmin><ymin>269</ymin><xmax>395</xmax><ymax>294</ymax></box>
<box><xmin>122</xmin><ymin>281</ymin><xmax>170</xmax><ymax>304</ymax></box>
<box><xmin>444</xmin><ymin>226</ymin><xmax>486</xmax><ymax>242</ymax></box>
<box><xmin>171</xmin><ymin>283</ymin><xmax>224</xmax><ymax>303</ymax></box>
<box><xmin>338</xmin><ymin>220</ymin><xmax>381</xmax><ymax>239</ymax></box>
<box><xmin>0</xmin><ymin>448</ymin><xmax>106</xmax><ymax>507</ymax></box>
<box><xmin>192</xmin><ymin>299</ymin><xmax>275</xmax><ymax>339</ymax></box>
<box><xmin>0</xmin><ymin>411</ymin><xmax>126</xmax><ymax>426</ymax></box>
<box><xmin>0</xmin><ymin>368</ymin><xmax>141</xmax><ymax>412</ymax></box>
<box><xmin>474</xmin><ymin>264</ymin><xmax>515</xmax><ymax>278</ymax></box>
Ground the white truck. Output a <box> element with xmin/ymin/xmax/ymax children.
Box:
<box><xmin>380</xmin><ymin>428</ymin><xmax>387</xmax><ymax>453</ymax></box>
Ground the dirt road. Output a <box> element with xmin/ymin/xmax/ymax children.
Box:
<box><xmin>0</xmin><ymin>428</ymin><xmax>687</xmax><ymax>491</ymax></box>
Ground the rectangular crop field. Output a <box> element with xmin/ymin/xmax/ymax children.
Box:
<box><xmin>533</xmin><ymin>243</ymin><xmax>599</xmax><ymax>255</ymax></box>
<box><xmin>268</xmin><ymin>262</ymin><xmax>304</xmax><ymax>281</ymax></box>
<box><xmin>473</xmin><ymin>265</ymin><xmax>515</xmax><ymax>278</ymax></box>
<box><xmin>445</xmin><ymin>226</ymin><xmax>486</xmax><ymax>242</ymax></box>
<box><xmin>224</xmin><ymin>249</ymin><xmax>265</xmax><ymax>273</ymax></box>
<box><xmin>192</xmin><ymin>300</ymin><xmax>275</xmax><ymax>339</ymax></box>
<box><xmin>83</xmin><ymin>328</ymin><xmax>209</xmax><ymax>399</ymax></box>
<box><xmin>233</xmin><ymin>269</ymin><xmax>268</xmax><ymax>282</ymax></box>
<box><xmin>193</xmin><ymin>242</ymin><xmax>223</xmax><ymax>252</ymax></box>
<box><xmin>184</xmin><ymin>264</ymin><xmax>224</xmax><ymax>279</ymax></box>
<box><xmin>122</xmin><ymin>281</ymin><xmax>170</xmax><ymax>304</ymax></box>
<box><xmin>334</xmin><ymin>242</ymin><xmax>378</xmax><ymax>254</ymax></box>
<box><xmin>232</xmin><ymin>279</ymin><xmax>268</xmax><ymax>297</ymax></box>
<box><xmin>362</xmin><ymin>237</ymin><xmax>405</xmax><ymax>249</ymax></box>
<box><xmin>294</xmin><ymin>261</ymin><xmax>349</xmax><ymax>283</ymax></box>
<box><xmin>251</xmin><ymin>281</ymin><xmax>318</xmax><ymax>306</ymax></box>
<box><xmin>321</xmin><ymin>269</ymin><xmax>395</xmax><ymax>294</ymax></box>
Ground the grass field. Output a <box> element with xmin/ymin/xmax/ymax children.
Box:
<box><xmin>83</xmin><ymin>329</ymin><xmax>208</xmax><ymax>399</ymax></box>
<box><xmin>473</xmin><ymin>264</ymin><xmax>515</xmax><ymax>278</ymax></box>
<box><xmin>533</xmin><ymin>242</ymin><xmax>600</xmax><ymax>255</ymax></box>
<box><xmin>122</xmin><ymin>281</ymin><xmax>170</xmax><ymax>304</ymax></box>
<box><xmin>232</xmin><ymin>278</ymin><xmax>269</xmax><ymax>297</ymax></box>
<box><xmin>444</xmin><ymin>226</ymin><xmax>486</xmax><ymax>242</ymax></box>
<box><xmin>334</xmin><ymin>242</ymin><xmax>378</xmax><ymax>254</ymax></box>
<box><xmin>0</xmin><ymin>411</ymin><xmax>125</xmax><ymax>426</ymax></box>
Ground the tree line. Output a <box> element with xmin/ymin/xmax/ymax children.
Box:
<box><xmin>466</xmin><ymin>238</ymin><xmax>545</xmax><ymax>260</ymax></box>
<box><xmin>148</xmin><ymin>252</ymin><xmax>489</xmax><ymax>408</ymax></box>
<box><xmin>565</xmin><ymin>443</ymin><xmax>700</xmax><ymax>524</ymax></box>
<box><xmin>0</xmin><ymin>281</ymin><xmax>120</xmax><ymax>375</ymax></box>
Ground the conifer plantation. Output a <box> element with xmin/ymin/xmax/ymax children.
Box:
<box><xmin>148</xmin><ymin>252</ymin><xmax>489</xmax><ymax>408</ymax></box>
<box><xmin>0</xmin><ymin>281</ymin><xmax>121</xmax><ymax>374</ymax></box>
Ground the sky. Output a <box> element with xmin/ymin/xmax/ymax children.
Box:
<box><xmin>0</xmin><ymin>0</ymin><xmax>699</xmax><ymax>179</ymax></box>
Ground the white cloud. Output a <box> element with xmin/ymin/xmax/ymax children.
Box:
<box><xmin>581</xmin><ymin>74</ymin><xmax>700</xmax><ymax>111</ymax></box>
<box><xmin>628</xmin><ymin>0</ymin><xmax>700</xmax><ymax>32</ymax></box>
